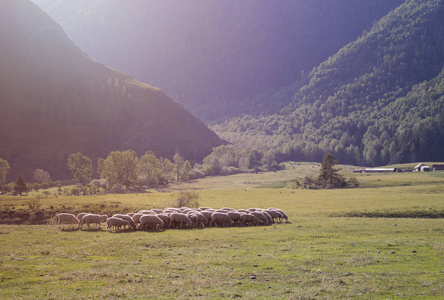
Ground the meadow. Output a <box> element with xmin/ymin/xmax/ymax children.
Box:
<box><xmin>0</xmin><ymin>165</ymin><xmax>443</xmax><ymax>299</ymax></box>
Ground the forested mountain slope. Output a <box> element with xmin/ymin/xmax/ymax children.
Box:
<box><xmin>0</xmin><ymin>0</ymin><xmax>225</xmax><ymax>181</ymax></box>
<box><xmin>30</xmin><ymin>0</ymin><xmax>404</xmax><ymax>123</ymax></box>
<box><xmin>212</xmin><ymin>0</ymin><xmax>444</xmax><ymax>166</ymax></box>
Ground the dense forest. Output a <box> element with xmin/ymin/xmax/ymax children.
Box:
<box><xmin>31</xmin><ymin>0</ymin><xmax>404</xmax><ymax>123</ymax></box>
<box><xmin>212</xmin><ymin>0</ymin><xmax>444</xmax><ymax>166</ymax></box>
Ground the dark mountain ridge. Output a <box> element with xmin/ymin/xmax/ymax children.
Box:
<box><xmin>31</xmin><ymin>0</ymin><xmax>405</xmax><ymax>123</ymax></box>
<box><xmin>0</xmin><ymin>0</ymin><xmax>225</xmax><ymax>181</ymax></box>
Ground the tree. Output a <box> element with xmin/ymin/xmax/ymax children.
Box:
<box><xmin>173</xmin><ymin>153</ymin><xmax>184</xmax><ymax>182</ymax></box>
<box><xmin>32</xmin><ymin>169</ymin><xmax>51</xmax><ymax>184</ymax></box>
<box><xmin>317</xmin><ymin>153</ymin><xmax>346</xmax><ymax>188</ymax></box>
<box><xmin>160</xmin><ymin>157</ymin><xmax>174</xmax><ymax>183</ymax></box>
<box><xmin>181</xmin><ymin>160</ymin><xmax>192</xmax><ymax>181</ymax></box>
<box><xmin>0</xmin><ymin>158</ymin><xmax>10</xmax><ymax>191</ymax></box>
<box><xmin>13</xmin><ymin>173</ymin><xmax>28</xmax><ymax>196</ymax></box>
<box><xmin>138</xmin><ymin>151</ymin><xmax>162</xmax><ymax>187</ymax></box>
<box><xmin>100</xmin><ymin>150</ymin><xmax>139</xmax><ymax>190</ymax></box>
<box><xmin>67</xmin><ymin>152</ymin><xmax>92</xmax><ymax>184</ymax></box>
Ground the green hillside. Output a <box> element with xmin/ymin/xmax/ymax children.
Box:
<box><xmin>0</xmin><ymin>0</ymin><xmax>225</xmax><ymax>181</ymax></box>
<box><xmin>212</xmin><ymin>0</ymin><xmax>444</xmax><ymax>166</ymax></box>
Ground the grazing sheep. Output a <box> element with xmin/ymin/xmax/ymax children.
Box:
<box><xmin>156</xmin><ymin>214</ymin><xmax>171</xmax><ymax>228</ymax></box>
<box><xmin>106</xmin><ymin>217</ymin><xmax>130</xmax><ymax>232</ymax></box>
<box><xmin>200</xmin><ymin>211</ymin><xmax>213</xmax><ymax>221</ymax></box>
<box><xmin>187</xmin><ymin>213</ymin><xmax>200</xmax><ymax>227</ymax></box>
<box><xmin>151</xmin><ymin>208</ymin><xmax>164</xmax><ymax>214</ymax></box>
<box><xmin>268</xmin><ymin>208</ymin><xmax>289</xmax><ymax>222</ymax></box>
<box><xmin>170</xmin><ymin>213</ymin><xmax>192</xmax><ymax>228</ymax></box>
<box><xmin>56</xmin><ymin>213</ymin><xmax>79</xmax><ymax>229</ymax></box>
<box><xmin>251</xmin><ymin>211</ymin><xmax>269</xmax><ymax>225</ymax></box>
<box><xmin>80</xmin><ymin>214</ymin><xmax>108</xmax><ymax>230</ymax></box>
<box><xmin>132</xmin><ymin>213</ymin><xmax>144</xmax><ymax>224</ymax></box>
<box><xmin>195</xmin><ymin>212</ymin><xmax>209</xmax><ymax>227</ymax></box>
<box><xmin>262</xmin><ymin>211</ymin><xmax>274</xmax><ymax>224</ymax></box>
<box><xmin>138</xmin><ymin>210</ymin><xmax>156</xmax><ymax>215</ymax></box>
<box><xmin>227</xmin><ymin>212</ymin><xmax>242</xmax><ymax>226</ymax></box>
<box><xmin>265</xmin><ymin>209</ymin><xmax>283</xmax><ymax>223</ymax></box>
<box><xmin>113</xmin><ymin>214</ymin><xmax>137</xmax><ymax>230</ymax></box>
<box><xmin>240</xmin><ymin>213</ymin><xmax>260</xmax><ymax>226</ymax></box>
<box><xmin>210</xmin><ymin>212</ymin><xmax>233</xmax><ymax>227</ymax></box>
<box><xmin>139</xmin><ymin>215</ymin><xmax>164</xmax><ymax>230</ymax></box>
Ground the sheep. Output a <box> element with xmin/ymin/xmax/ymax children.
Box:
<box><xmin>156</xmin><ymin>214</ymin><xmax>171</xmax><ymax>228</ymax></box>
<box><xmin>80</xmin><ymin>214</ymin><xmax>108</xmax><ymax>230</ymax></box>
<box><xmin>262</xmin><ymin>211</ymin><xmax>274</xmax><ymax>224</ymax></box>
<box><xmin>265</xmin><ymin>209</ymin><xmax>283</xmax><ymax>223</ymax></box>
<box><xmin>251</xmin><ymin>211</ymin><xmax>269</xmax><ymax>225</ymax></box>
<box><xmin>132</xmin><ymin>213</ymin><xmax>144</xmax><ymax>224</ymax></box>
<box><xmin>240</xmin><ymin>213</ymin><xmax>260</xmax><ymax>226</ymax></box>
<box><xmin>138</xmin><ymin>210</ymin><xmax>156</xmax><ymax>215</ymax></box>
<box><xmin>76</xmin><ymin>212</ymin><xmax>91</xmax><ymax>222</ymax></box>
<box><xmin>195</xmin><ymin>212</ymin><xmax>209</xmax><ymax>227</ymax></box>
<box><xmin>210</xmin><ymin>212</ymin><xmax>233</xmax><ymax>227</ymax></box>
<box><xmin>139</xmin><ymin>215</ymin><xmax>164</xmax><ymax>230</ymax></box>
<box><xmin>169</xmin><ymin>213</ymin><xmax>192</xmax><ymax>228</ymax></box>
<box><xmin>151</xmin><ymin>208</ymin><xmax>164</xmax><ymax>214</ymax></box>
<box><xmin>106</xmin><ymin>217</ymin><xmax>130</xmax><ymax>232</ymax></box>
<box><xmin>227</xmin><ymin>212</ymin><xmax>242</xmax><ymax>226</ymax></box>
<box><xmin>113</xmin><ymin>214</ymin><xmax>137</xmax><ymax>230</ymax></box>
<box><xmin>56</xmin><ymin>213</ymin><xmax>79</xmax><ymax>229</ymax></box>
<box><xmin>268</xmin><ymin>208</ymin><xmax>289</xmax><ymax>222</ymax></box>
<box><xmin>200</xmin><ymin>210</ymin><xmax>213</xmax><ymax>221</ymax></box>
<box><xmin>187</xmin><ymin>213</ymin><xmax>200</xmax><ymax>227</ymax></box>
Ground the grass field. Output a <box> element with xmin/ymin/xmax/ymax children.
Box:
<box><xmin>0</xmin><ymin>165</ymin><xmax>443</xmax><ymax>299</ymax></box>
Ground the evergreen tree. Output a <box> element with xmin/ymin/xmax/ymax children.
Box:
<box><xmin>13</xmin><ymin>173</ymin><xmax>28</xmax><ymax>196</ymax></box>
<box><xmin>317</xmin><ymin>153</ymin><xmax>346</xmax><ymax>188</ymax></box>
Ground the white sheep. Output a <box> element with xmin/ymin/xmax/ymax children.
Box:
<box><xmin>132</xmin><ymin>213</ymin><xmax>144</xmax><ymax>224</ymax></box>
<box><xmin>56</xmin><ymin>213</ymin><xmax>79</xmax><ymax>229</ymax></box>
<box><xmin>76</xmin><ymin>212</ymin><xmax>90</xmax><ymax>223</ymax></box>
<box><xmin>156</xmin><ymin>214</ymin><xmax>171</xmax><ymax>228</ymax></box>
<box><xmin>106</xmin><ymin>217</ymin><xmax>130</xmax><ymax>232</ymax></box>
<box><xmin>80</xmin><ymin>214</ymin><xmax>108</xmax><ymax>230</ymax></box>
<box><xmin>240</xmin><ymin>213</ymin><xmax>260</xmax><ymax>226</ymax></box>
<box><xmin>268</xmin><ymin>207</ymin><xmax>289</xmax><ymax>222</ymax></box>
<box><xmin>251</xmin><ymin>211</ymin><xmax>269</xmax><ymax>225</ymax></box>
<box><xmin>169</xmin><ymin>213</ymin><xmax>192</xmax><ymax>228</ymax></box>
<box><xmin>210</xmin><ymin>212</ymin><xmax>233</xmax><ymax>227</ymax></box>
<box><xmin>227</xmin><ymin>212</ymin><xmax>242</xmax><ymax>226</ymax></box>
<box><xmin>139</xmin><ymin>215</ymin><xmax>164</xmax><ymax>230</ymax></box>
<box><xmin>113</xmin><ymin>214</ymin><xmax>137</xmax><ymax>230</ymax></box>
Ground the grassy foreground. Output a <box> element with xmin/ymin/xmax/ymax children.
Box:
<box><xmin>0</xmin><ymin>168</ymin><xmax>443</xmax><ymax>299</ymax></box>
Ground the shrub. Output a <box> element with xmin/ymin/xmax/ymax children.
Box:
<box><xmin>173</xmin><ymin>191</ymin><xmax>200</xmax><ymax>208</ymax></box>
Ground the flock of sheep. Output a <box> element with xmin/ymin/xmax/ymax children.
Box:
<box><xmin>56</xmin><ymin>206</ymin><xmax>289</xmax><ymax>232</ymax></box>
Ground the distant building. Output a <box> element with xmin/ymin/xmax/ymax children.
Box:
<box><xmin>413</xmin><ymin>163</ymin><xmax>423</xmax><ymax>172</ymax></box>
<box><xmin>432</xmin><ymin>164</ymin><xmax>444</xmax><ymax>171</ymax></box>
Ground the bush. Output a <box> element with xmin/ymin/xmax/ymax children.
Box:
<box><xmin>110</xmin><ymin>183</ymin><xmax>124</xmax><ymax>194</ymax></box>
<box><xmin>173</xmin><ymin>191</ymin><xmax>200</xmax><ymax>208</ymax></box>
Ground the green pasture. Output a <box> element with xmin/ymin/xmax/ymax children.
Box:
<box><xmin>0</xmin><ymin>166</ymin><xmax>443</xmax><ymax>299</ymax></box>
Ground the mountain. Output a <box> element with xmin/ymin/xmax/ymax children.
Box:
<box><xmin>0</xmin><ymin>0</ymin><xmax>225</xmax><ymax>181</ymax></box>
<box><xmin>212</xmin><ymin>0</ymin><xmax>444</xmax><ymax>166</ymax></box>
<box><xmin>30</xmin><ymin>0</ymin><xmax>405</xmax><ymax>123</ymax></box>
